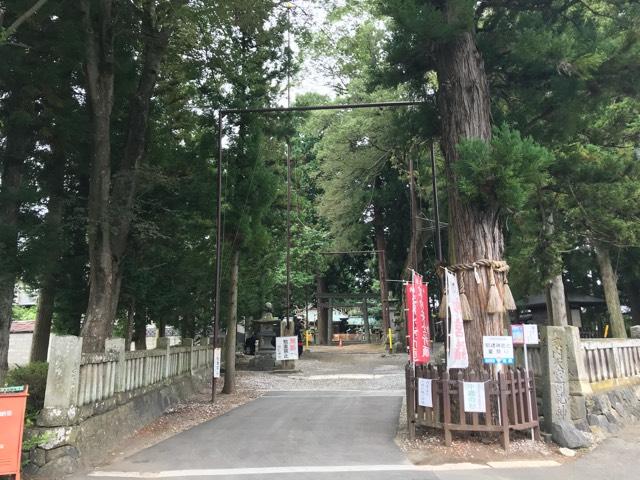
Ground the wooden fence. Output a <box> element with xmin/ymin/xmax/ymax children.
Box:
<box><xmin>582</xmin><ymin>339</ymin><xmax>640</xmax><ymax>384</ymax></box>
<box><xmin>406</xmin><ymin>364</ymin><xmax>540</xmax><ymax>449</ymax></box>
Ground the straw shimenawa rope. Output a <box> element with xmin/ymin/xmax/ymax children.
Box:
<box><xmin>438</xmin><ymin>259</ymin><xmax>516</xmax><ymax>316</ymax></box>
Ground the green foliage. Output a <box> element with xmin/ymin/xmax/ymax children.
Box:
<box><xmin>455</xmin><ymin>125</ymin><xmax>553</xmax><ymax>213</ymax></box>
<box><xmin>11</xmin><ymin>306</ymin><xmax>36</xmax><ymax>321</ymax></box>
<box><xmin>5</xmin><ymin>362</ymin><xmax>48</xmax><ymax>417</ymax></box>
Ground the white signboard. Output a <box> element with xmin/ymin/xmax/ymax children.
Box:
<box><xmin>524</xmin><ymin>324</ymin><xmax>539</xmax><ymax>345</ymax></box>
<box><xmin>446</xmin><ymin>269</ymin><xmax>469</xmax><ymax>369</ymax></box>
<box><xmin>463</xmin><ymin>382</ymin><xmax>487</xmax><ymax>413</ymax></box>
<box><xmin>482</xmin><ymin>335</ymin><xmax>514</xmax><ymax>364</ymax></box>
<box><xmin>213</xmin><ymin>348</ymin><xmax>221</xmax><ymax>378</ymax></box>
<box><xmin>275</xmin><ymin>336</ymin><xmax>299</xmax><ymax>361</ymax></box>
<box><xmin>418</xmin><ymin>378</ymin><xmax>433</xmax><ymax>408</ymax></box>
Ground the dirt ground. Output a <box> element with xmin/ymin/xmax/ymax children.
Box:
<box><xmin>400</xmin><ymin>428</ymin><xmax>570</xmax><ymax>465</ymax></box>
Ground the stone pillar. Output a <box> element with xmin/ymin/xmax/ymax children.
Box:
<box><xmin>182</xmin><ymin>338</ymin><xmax>194</xmax><ymax>375</ymax></box>
<box><xmin>105</xmin><ymin>338</ymin><xmax>126</xmax><ymax>393</ymax></box>
<box><xmin>564</xmin><ymin>326</ymin><xmax>592</xmax><ymax>429</ymax></box>
<box><xmin>157</xmin><ymin>337</ymin><xmax>171</xmax><ymax>379</ymax></box>
<box><xmin>39</xmin><ymin>335</ymin><xmax>83</xmax><ymax>426</ymax></box>
<box><xmin>541</xmin><ymin>326</ymin><xmax>591</xmax><ymax>448</ymax></box>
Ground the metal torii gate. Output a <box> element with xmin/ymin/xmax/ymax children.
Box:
<box><xmin>212</xmin><ymin>99</ymin><xmax>439</xmax><ymax>401</ymax></box>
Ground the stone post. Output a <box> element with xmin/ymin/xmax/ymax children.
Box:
<box><xmin>182</xmin><ymin>338</ymin><xmax>194</xmax><ymax>375</ymax></box>
<box><xmin>157</xmin><ymin>337</ymin><xmax>171</xmax><ymax>379</ymax></box>
<box><xmin>105</xmin><ymin>338</ymin><xmax>126</xmax><ymax>393</ymax></box>
<box><xmin>540</xmin><ymin>326</ymin><xmax>591</xmax><ymax>448</ymax></box>
<box><xmin>38</xmin><ymin>335</ymin><xmax>83</xmax><ymax>426</ymax></box>
<box><xmin>564</xmin><ymin>326</ymin><xmax>592</xmax><ymax>429</ymax></box>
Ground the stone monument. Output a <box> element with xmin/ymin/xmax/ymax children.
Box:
<box><xmin>248</xmin><ymin>302</ymin><xmax>279</xmax><ymax>371</ymax></box>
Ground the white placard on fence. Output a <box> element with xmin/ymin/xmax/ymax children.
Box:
<box><xmin>463</xmin><ymin>381</ymin><xmax>487</xmax><ymax>413</ymax></box>
<box><xmin>483</xmin><ymin>335</ymin><xmax>514</xmax><ymax>364</ymax></box>
<box><xmin>418</xmin><ymin>378</ymin><xmax>433</xmax><ymax>407</ymax></box>
<box><xmin>275</xmin><ymin>336</ymin><xmax>299</xmax><ymax>361</ymax></box>
<box><xmin>213</xmin><ymin>348</ymin><xmax>221</xmax><ymax>378</ymax></box>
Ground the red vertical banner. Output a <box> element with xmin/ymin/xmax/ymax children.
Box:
<box><xmin>419</xmin><ymin>282</ymin><xmax>431</xmax><ymax>364</ymax></box>
<box><xmin>405</xmin><ymin>281</ymin><xmax>414</xmax><ymax>362</ymax></box>
<box><xmin>407</xmin><ymin>272</ymin><xmax>430</xmax><ymax>365</ymax></box>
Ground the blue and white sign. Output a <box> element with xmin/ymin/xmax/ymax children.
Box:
<box><xmin>482</xmin><ymin>336</ymin><xmax>514</xmax><ymax>364</ymax></box>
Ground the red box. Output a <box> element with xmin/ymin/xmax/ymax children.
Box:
<box><xmin>0</xmin><ymin>386</ymin><xmax>29</xmax><ymax>480</ymax></box>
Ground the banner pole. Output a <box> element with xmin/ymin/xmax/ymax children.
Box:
<box><xmin>524</xmin><ymin>341</ymin><xmax>534</xmax><ymax>441</ymax></box>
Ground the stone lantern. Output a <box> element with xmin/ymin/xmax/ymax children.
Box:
<box><xmin>248</xmin><ymin>302</ymin><xmax>280</xmax><ymax>371</ymax></box>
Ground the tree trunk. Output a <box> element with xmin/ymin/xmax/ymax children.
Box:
<box><xmin>545</xmin><ymin>274</ymin><xmax>568</xmax><ymax>327</ymax></box>
<box><xmin>627</xmin><ymin>280</ymin><xmax>640</xmax><ymax>326</ymax></box>
<box><xmin>373</xmin><ymin>198</ymin><xmax>390</xmax><ymax>339</ymax></box>
<box><xmin>223</xmin><ymin>247</ymin><xmax>240</xmax><ymax>394</ymax></box>
<box><xmin>80</xmin><ymin>1</ymin><xmax>171</xmax><ymax>352</ymax></box>
<box><xmin>0</xmin><ymin>92</ymin><xmax>34</xmax><ymax>382</ymax></box>
<box><xmin>133</xmin><ymin>310</ymin><xmax>147</xmax><ymax>350</ymax></box>
<box><xmin>30</xmin><ymin>138</ymin><xmax>66</xmax><ymax>363</ymax></box>
<box><xmin>80</xmin><ymin>0</ymin><xmax>116</xmax><ymax>353</ymax></box>
<box><xmin>541</xmin><ymin>212</ymin><xmax>568</xmax><ymax>326</ymax></box>
<box><xmin>435</xmin><ymin>25</ymin><xmax>502</xmax><ymax>371</ymax></box>
<box><xmin>402</xmin><ymin>154</ymin><xmax>428</xmax><ymax>276</ymax></box>
<box><xmin>316</xmin><ymin>275</ymin><xmax>328</xmax><ymax>345</ymax></box>
<box><xmin>124</xmin><ymin>299</ymin><xmax>135</xmax><ymax>352</ymax></box>
<box><xmin>594</xmin><ymin>243</ymin><xmax>627</xmax><ymax>338</ymax></box>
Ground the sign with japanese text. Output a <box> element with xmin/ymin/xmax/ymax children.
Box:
<box><xmin>418</xmin><ymin>378</ymin><xmax>433</xmax><ymax>408</ymax></box>
<box><xmin>524</xmin><ymin>324</ymin><xmax>539</xmax><ymax>345</ymax></box>
<box><xmin>463</xmin><ymin>382</ymin><xmax>487</xmax><ymax>413</ymax></box>
<box><xmin>446</xmin><ymin>269</ymin><xmax>469</xmax><ymax>369</ymax></box>
<box><xmin>406</xmin><ymin>271</ymin><xmax>431</xmax><ymax>365</ymax></box>
<box><xmin>213</xmin><ymin>348</ymin><xmax>221</xmax><ymax>378</ymax></box>
<box><xmin>276</xmin><ymin>336</ymin><xmax>299</xmax><ymax>361</ymax></box>
<box><xmin>482</xmin><ymin>336</ymin><xmax>514</xmax><ymax>364</ymax></box>
<box><xmin>0</xmin><ymin>386</ymin><xmax>28</xmax><ymax>479</ymax></box>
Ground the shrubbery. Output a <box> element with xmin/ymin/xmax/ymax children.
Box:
<box><xmin>5</xmin><ymin>362</ymin><xmax>48</xmax><ymax>418</ymax></box>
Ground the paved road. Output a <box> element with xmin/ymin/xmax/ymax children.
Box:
<box><xmin>83</xmin><ymin>389</ymin><xmax>410</xmax><ymax>479</ymax></box>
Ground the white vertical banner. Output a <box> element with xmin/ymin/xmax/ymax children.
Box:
<box><xmin>213</xmin><ymin>348</ymin><xmax>221</xmax><ymax>378</ymax></box>
<box><xmin>446</xmin><ymin>269</ymin><xmax>468</xmax><ymax>369</ymax></box>
<box><xmin>418</xmin><ymin>378</ymin><xmax>433</xmax><ymax>407</ymax></box>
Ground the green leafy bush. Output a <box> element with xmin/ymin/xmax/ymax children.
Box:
<box><xmin>5</xmin><ymin>362</ymin><xmax>48</xmax><ymax>418</ymax></box>
<box><xmin>455</xmin><ymin>124</ymin><xmax>553</xmax><ymax>212</ymax></box>
<box><xmin>11</xmin><ymin>305</ymin><xmax>37</xmax><ymax>321</ymax></box>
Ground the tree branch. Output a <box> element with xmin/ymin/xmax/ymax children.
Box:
<box><xmin>0</xmin><ymin>0</ymin><xmax>49</xmax><ymax>44</ymax></box>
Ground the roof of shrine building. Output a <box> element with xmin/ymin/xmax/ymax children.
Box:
<box><xmin>519</xmin><ymin>293</ymin><xmax>605</xmax><ymax>309</ymax></box>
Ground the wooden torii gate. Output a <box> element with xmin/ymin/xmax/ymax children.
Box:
<box><xmin>316</xmin><ymin>292</ymin><xmax>373</xmax><ymax>345</ymax></box>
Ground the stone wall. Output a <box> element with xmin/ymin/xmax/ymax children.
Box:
<box><xmin>26</xmin><ymin>335</ymin><xmax>213</xmax><ymax>479</ymax></box>
<box><xmin>585</xmin><ymin>381</ymin><xmax>640</xmax><ymax>435</ymax></box>
<box><xmin>539</xmin><ymin>326</ymin><xmax>640</xmax><ymax>449</ymax></box>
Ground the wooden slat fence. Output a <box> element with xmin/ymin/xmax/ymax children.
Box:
<box><xmin>407</xmin><ymin>364</ymin><xmax>540</xmax><ymax>449</ymax></box>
